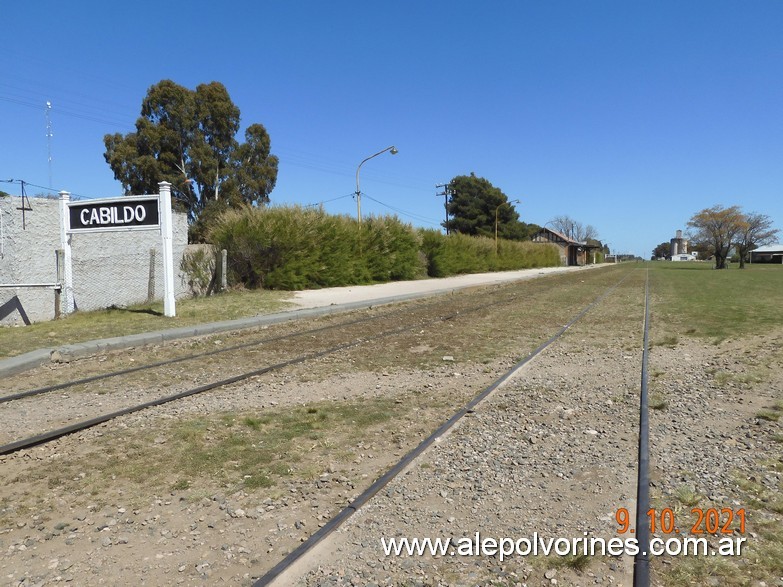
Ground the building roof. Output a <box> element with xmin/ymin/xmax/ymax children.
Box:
<box><xmin>752</xmin><ymin>244</ymin><xmax>783</xmax><ymax>254</ymax></box>
<box><xmin>531</xmin><ymin>227</ymin><xmax>601</xmax><ymax>248</ymax></box>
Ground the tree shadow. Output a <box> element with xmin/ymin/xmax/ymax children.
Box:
<box><xmin>106</xmin><ymin>305</ymin><xmax>164</xmax><ymax>317</ymax></box>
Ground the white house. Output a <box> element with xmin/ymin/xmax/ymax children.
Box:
<box><xmin>750</xmin><ymin>244</ymin><xmax>783</xmax><ymax>264</ymax></box>
<box><xmin>671</xmin><ymin>252</ymin><xmax>698</xmax><ymax>262</ymax></box>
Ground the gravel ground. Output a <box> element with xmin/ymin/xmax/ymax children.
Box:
<box><xmin>277</xmin><ymin>276</ymin><xmax>646</xmax><ymax>587</ymax></box>
<box><xmin>1</xmin><ymin>268</ymin><xmax>781</xmax><ymax>587</ymax></box>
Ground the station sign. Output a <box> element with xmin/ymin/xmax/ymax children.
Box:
<box><xmin>68</xmin><ymin>195</ymin><xmax>160</xmax><ymax>233</ymax></box>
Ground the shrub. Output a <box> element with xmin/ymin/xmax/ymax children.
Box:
<box><xmin>418</xmin><ymin>229</ymin><xmax>559</xmax><ymax>277</ymax></box>
<box><xmin>209</xmin><ymin>206</ymin><xmax>423</xmax><ymax>290</ymax></box>
<box><xmin>180</xmin><ymin>244</ymin><xmax>217</xmax><ymax>296</ymax></box>
<box><xmin>209</xmin><ymin>206</ymin><xmax>559</xmax><ymax>290</ymax></box>
<box><xmin>363</xmin><ymin>216</ymin><xmax>426</xmax><ymax>281</ymax></box>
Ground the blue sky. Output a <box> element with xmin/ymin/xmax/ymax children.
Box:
<box><xmin>2</xmin><ymin>1</ymin><xmax>781</xmax><ymax>258</ymax></box>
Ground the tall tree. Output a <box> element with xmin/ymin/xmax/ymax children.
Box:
<box><xmin>687</xmin><ymin>205</ymin><xmax>744</xmax><ymax>269</ymax></box>
<box><xmin>103</xmin><ymin>80</ymin><xmax>278</xmax><ymax>235</ymax></box>
<box><xmin>444</xmin><ymin>173</ymin><xmax>522</xmax><ymax>239</ymax></box>
<box><xmin>735</xmin><ymin>212</ymin><xmax>779</xmax><ymax>269</ymax></box>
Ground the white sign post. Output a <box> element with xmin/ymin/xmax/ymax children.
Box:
<box><xmin>60</xmin><ymin>185</ymin><xmax>177</xmax><ymax>318</ymax></box>
<box><xmin>158</xmin><ymin>182</ymin><xmax>176</xmax><ymax>317</ymax></box>
<box><xmin>58</xmin><ymin>191</ymin><xmax>75</xmax><ymax>314</ymax></box>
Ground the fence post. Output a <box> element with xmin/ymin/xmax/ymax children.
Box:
<box><xmin>221</xmin><ymin>249</ymin><xmax>228</xmax><ymax>291</ymax></box>
<box><xmin>58</xmin><ymin>191</ymin><xmax>74</xmax><ymax>315</ymax></box>
<box><xmin>147</xmin><ymin>248</ymin><xmax>156</xmax><ymax>303</ymax></box>
<box><xmin>158</xmin><ymin>182</ymin><xmax>176</xmax><ymax>317</ymax></box>
<box><xmin>54</xmin><ymin>249</ymin><xmax>63</xmax><ymax>319</ymax></box>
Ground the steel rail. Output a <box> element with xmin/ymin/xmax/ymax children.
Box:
<box><xmin>0</xmin><ymin>338</ymin><xmax>361</xmax><ymax>455</ymax></box>
<box><xmin>0</xmin><ymin>308</ymin><xmax>444</xmax><ymax>456</ymax></box>
<box><xmin>1</xmin><ymin>286</ymin><xmax>527</xmax><ymax>404</ymax></box>
<box><xmin>2</xmin><ymin>288</ymin><xmax>524</xmax><ymax>404</ymax></box>
<box><xmin>251</xmin><ymin>270</ymin><xmax>634</xmax><ymax>586</ymax></box>
<box><xmin>633</xmin><ymin>269</ymin><xmax>652</xmax><ymax>587</ymax></box>
<box><xmin>0</xmin><ymin>309</ymin><xmax>413</xmax><ymax>404</ymax></box>
<box><xmin>0</xmin><ymin>286</ymin><xmax>534</xmax><ymax>455</ymax></box>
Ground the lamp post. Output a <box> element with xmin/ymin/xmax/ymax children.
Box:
<box><xmin>495</xmin><ymin>199</ymin><xmax>520</xmax><ymax>255</ymax></box>
<box><xmin>355</xmin><ymin>145</ymin><xmax>398</xmax><ymax>227</ymax></box>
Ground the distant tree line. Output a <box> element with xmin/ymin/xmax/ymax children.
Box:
<box><xmin>653</xmin><ymin>206</ymin><xmax>778</xmax><ymax>269</ymax></box>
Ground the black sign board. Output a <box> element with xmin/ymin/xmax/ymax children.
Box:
<box><xmin>68</xmin><ymin>196</ymin><xmax>160</xmax><ymax>233</ymax></box>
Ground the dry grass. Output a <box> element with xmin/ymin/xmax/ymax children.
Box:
<box><xmin>0</xmin><ymin>288</ymin><xmax>292</xmax><ymax>359</ymax></box>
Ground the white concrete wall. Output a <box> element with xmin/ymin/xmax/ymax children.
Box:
<box><xmin>0</xmin><ymin>195</ymin><xmax>188</xmax><ymax>325</ymax></box>
<box><xmin>0</xmin><ymin>195</ymin><xmax>60</xmax><ymax>325</ymax></box>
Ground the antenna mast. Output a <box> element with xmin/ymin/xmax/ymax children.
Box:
<box><xmin>46</xmin><ymin>101</ymin><xmax>53</xmax><ymax>188</ymax></box>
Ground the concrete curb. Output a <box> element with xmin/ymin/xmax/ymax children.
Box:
<box><xmin>0</xmin><ymin>264</ymin><xmax>610</xmax><ymax>379</ymax></box>
<box><xmin>0</xmin><ymin>288</ymin><xmax>461</xmax><ymax>379</ymax></box>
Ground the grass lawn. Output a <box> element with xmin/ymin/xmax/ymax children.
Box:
<box><xmin>649</xmin><ymin>261</ymin><xmax>783</xmax><ymax>342</ymax></box>
<box><xmin>649</xmin><ymin>261</ymin><xmax>783</xmax><ymax>586</ymax></box>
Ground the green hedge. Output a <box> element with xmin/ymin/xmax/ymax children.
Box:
<box><xmin>419</xmin><ymin>229</ymin><xmax>560</xmax><ymax>277</ymax></box>
<box><xmin>209</xmin><ymin>206</ymin><xmax>424</xmax><ymax>290</ymax></box>
<box><xmin>209</xmin><ymin>206</ymin><xmax>560</xmax><ymax>290</ymax></box>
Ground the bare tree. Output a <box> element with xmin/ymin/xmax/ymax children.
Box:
<box><xmin>548</xmin><ymin>215</ymin><xmax>599</xmax><ymax>242</ymax></box>
<box><xmin>582</xmin><ymin>224</ymin><xmax>599</xmax><ymax>242</ymax></box>
<box><xmin>735</xmin><ymin>212</ymin><xmax>779</xmax><ymax>269</ymax></box>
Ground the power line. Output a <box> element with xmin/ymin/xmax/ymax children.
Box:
<box><xmin>0</xmin><ymin>178</ymin><xmax>95</xmax><ymax>200</ymax></box>
<box><xmin>1</xmin><ymin>178</ymin><xmax>57</xmax><ymax>193</ymax></box>
<box><xmin>361</xmin><ymin>193</ymin><xmax>440</xmax><ymax>226</ymax></box>
<box><xmin>302</xmin><ymin>193</ymin><xmax>355</xmax><ymax>208</ymax></box>
<box><xmin>0</xmin><ymin>95</ymin><xmax>134</xmax><ymax>129</ymax></box>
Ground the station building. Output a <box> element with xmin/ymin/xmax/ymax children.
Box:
<box><xmin>531</xmin><ymin>227</ymin><xmax>601</xmax><ymax>266</ymax></box>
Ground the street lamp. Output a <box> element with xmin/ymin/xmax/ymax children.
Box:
<box><xmin>495</xmin><ymin>199</ymin><xmax>520</xmax><ymax>255</ymax></box>
<box><xmin>355</xmin><ymin>145</ymin><xmax>398</xmax><ymax>226</ymax></box>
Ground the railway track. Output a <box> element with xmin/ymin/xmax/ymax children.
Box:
<box><xmin>1</xmin><ymin>265</ymin><xmax>660</xmax><ymax>586</ymax></box>
<box><xmin>0</xmin><ymin>269</ymin><xmax>615</xmax><ymax>454</ymax></box>
<box><xmin>1</xmin><ymin>291</ymin><xmax>490</xmax><ymax>405</ymax></box>
<box><xmin>251</xmin><ymin>267</ymin><xmax>652</xmax><ymax>587</ymax></box>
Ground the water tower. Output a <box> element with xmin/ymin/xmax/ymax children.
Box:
<box><xmin>670</xmin><ymin>230</ymin><xmax>688</xmax><ymax>256</ymax></box>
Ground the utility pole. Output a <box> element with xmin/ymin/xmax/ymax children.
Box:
<box><xmin>436</xmin><ymin>182</ymin><xmax>451</xmax><ymax>234</ymax></box>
